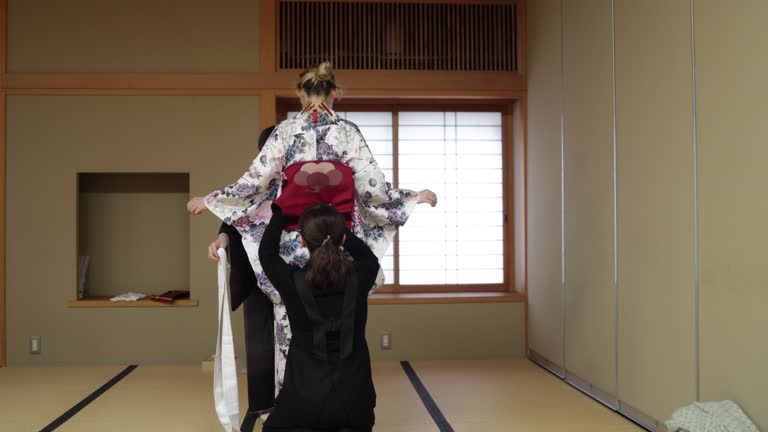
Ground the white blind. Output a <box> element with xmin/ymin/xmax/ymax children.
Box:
<box><xmin>343</xmin><ymin>112</ymin><xmax>395</xmax><ymax>283</ymax></box>
<box><xmin>285</xmin><ymin>110</ymin><xmax>505</xmax><ymax>286</ymax></box>
<box><xmin>397</xmin><ymin>112</ymin><xmax>504</xmax><ymax>285</ymax></box>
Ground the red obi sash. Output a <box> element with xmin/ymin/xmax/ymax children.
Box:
<box><xmin>273</xmin><ymin>160</ymin><xmax>355</xmax><ymax>230</ymax></box>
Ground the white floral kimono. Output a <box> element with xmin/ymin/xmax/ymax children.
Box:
<box><xmin>205</xmin><ymin>108</ymin><xmax>418</xmax><ymax>396</ymax></box>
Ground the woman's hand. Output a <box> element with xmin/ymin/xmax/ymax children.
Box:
<box><xmin>187</xmin><ymin>197</ymin><xmax>208</xmax><ymax>215</ymax></box>
<box><xmin>418</xmin><ymin>189</ymin><xmax>438</xmax><ymax>207</ymax></box>
<box><xmin>208</xmin><ymin>234</ymin><xmax>229</xmax><ymax>261</ymax></box>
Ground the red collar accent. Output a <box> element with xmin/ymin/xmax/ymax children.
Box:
<box><xmin>300</xmin><ymin>101</ymin><xmax>335</xmax><ymax>121</ymax></box>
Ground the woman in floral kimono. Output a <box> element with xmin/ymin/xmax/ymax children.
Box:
<box><xmin>187</xmin><ymin>62</ymin><xmax>437</xmax><ymax>399</ymax></box>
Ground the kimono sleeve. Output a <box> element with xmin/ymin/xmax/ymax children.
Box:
<box><xmin>204</xmin><ymin>128</ymin><xmax>285</xmax><ymax>231</ymax></box>
<box><xmin>344</xmin><ymin>122</ymin><xmax>419</xmax><ymax>259</ymax></box>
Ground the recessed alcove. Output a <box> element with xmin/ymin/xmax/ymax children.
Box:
<box><xmin>71</xmin><ymin>173</ymin><xmax>196</xmax><ymax>307</ymax></box>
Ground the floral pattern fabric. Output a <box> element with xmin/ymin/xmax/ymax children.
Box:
<box><xmin>205</xmin><ymin>110</ymin><xmax>419</xmax><ymax>396</ymax></box>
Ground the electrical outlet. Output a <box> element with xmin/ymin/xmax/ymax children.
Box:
<box><xmin>380</xmin><ymin>331</ymin><xmax>392</xmax><ymax>351</ymax></box>
<box><xmin>30</xmin><ymin>336</ymin><xmax>41</xmax><ymax>355</ymax></box>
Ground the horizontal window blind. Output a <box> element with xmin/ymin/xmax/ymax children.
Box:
<box><xmin>397</xmin><ymin>112</ymin><xmax>504</xmax><ymax>285</ymax></box>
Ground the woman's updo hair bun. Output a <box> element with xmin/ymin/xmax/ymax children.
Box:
<box><xmin>314</xmin><ymin>61</ymin><xmax>333</xmax><ymax>81</ymax></box>
<box><xmin>298</xmin><ymin>61</ymin><xmax>338</xmax><ymax>98</ymax></box>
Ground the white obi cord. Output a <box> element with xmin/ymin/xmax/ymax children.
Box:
<box><xmin>214</xmin><ymin>248</ymin><xmax>240</xmax><ymax>432</ymax></box>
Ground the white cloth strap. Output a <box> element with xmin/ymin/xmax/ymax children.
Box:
<box><xmin>214</xmin><ymin>248</ymin><xmax>240</xmax><ymax>432</ymax></box>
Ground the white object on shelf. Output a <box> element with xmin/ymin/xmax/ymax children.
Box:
<box><xmin>109</xmin><ymin>292</ymin><xmax>147</xmax><ymax>302</ymax></box>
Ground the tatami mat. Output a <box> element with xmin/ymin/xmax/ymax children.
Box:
<box><xmin>0</xmin><ymin>360</ymin><xmax>644</xmax><ymax>431</ymax></box>
<box><xmin>57</xmin><ymin>364</ymin><xmax>248</xmax><ymax>432</ymax></box>
<box><xmin>410</xmin><ymin>360</ymin><xmax>643</xmax><ymax>431</ymax></box>
<box><xmin>0</xmin><ymin>366</ymin><xmax>127</xmax><ymax>431</ymax></box>
<box><xmin>371</xmin><ymin>362</ymin><xmax>438</xmax><ymax>431</ymax></box>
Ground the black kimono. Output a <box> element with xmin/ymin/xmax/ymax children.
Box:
<box><xmin>217</xmin><ymin>126</ymin><xmax>276</xmax><ymax>430</ymax></box>
<box><xmin>258</xmin><ymin>206</ymin><xmax>378</xmax><ymax>432</ymax></box>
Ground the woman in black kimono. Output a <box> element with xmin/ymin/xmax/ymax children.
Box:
<box><xmin>207</xmin><ymin>125</ymin><xmax>277</xmax><ymax>431</ymax></box>
<box><xmin>258</xmin><ymin>203</ymin><xmax>379</xmax><ymax>432</ymax></box>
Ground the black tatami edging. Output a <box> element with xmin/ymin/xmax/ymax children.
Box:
<box><xmin>39</xmin><ymin>365</ymin><xmax>138</xmax><ymax>432</ymax></box>
<box><xmin>400</xmin><ymin>361</ymin><xmax>454</xmax><ymax>432</ymax></box>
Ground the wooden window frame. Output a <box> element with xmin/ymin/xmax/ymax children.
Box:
<box><xmin>277</xmin><ymin>98</ymin><xmax>516</xmax><ymax>294</ymax></box>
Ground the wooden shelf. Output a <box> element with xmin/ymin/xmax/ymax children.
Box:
<box><xmin>68</xmin><ymin>297</ymin><xmax>199</xmax><ymax>308</ymax></box>
<box><xmin>70</xmin><ymin>293</ymin><xmax>523</xmax><ymax>307</ymax></box>
<box><xmin>368</xmin><ymin>292</ymin><xmax>525</xmax><ymax>305</ymax></box>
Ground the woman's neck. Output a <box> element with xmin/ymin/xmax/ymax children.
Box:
<box><xmin>301</xmin><ymin>99</ymin><xmax>335</xmax><ymax>118</ymax></box>
<box><xmin>305</xmin><ymin>96</ymin><xmax>331</xmax><ymax>108</ymax></box>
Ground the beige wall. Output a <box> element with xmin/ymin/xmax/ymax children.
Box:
<box><xmin>562</xmin><ymin>0</ymin><xmax>616</xmax><ymax>396</ymax></box>
<box><xmin>526</xmin><ymin>0</ymin><xmax>564</xmax><ymax>368</ymax></box>
<box><xmin>614</xmin><ymin>0</ymin><xmax>697</xmax><ymax>422</ymax></box>
<box><xmin>7</xmin><ymin>0</ymin><xmax>260</xmax><ymax>73</ymax></box>
<box><xmin>368</xmin><ymin>303</ymin><xmax>525</xmax><ymax>361</ymax></box>
<box><xmin>695</xmin><ymin>0</ymin><xmax>768</xmax><ymax>428</ymax></box>
<box><xmin>78</xmin><ymin>174</ymin><xmax>190</xmax><ymax>297</ymax></box>
<box><xmin>528</xmin><ymin>0</ymin><xmax>766</xmax><ymax>429</ymax></box>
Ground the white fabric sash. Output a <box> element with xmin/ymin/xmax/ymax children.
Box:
<box><xmin>214</xmin><ymin>248</ymin><xmax>240</xmax><ymax>432</ymax></box>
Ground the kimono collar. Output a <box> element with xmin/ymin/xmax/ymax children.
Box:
<box><xmin>300</xmin><ymin>101</ymin><xmax>336</xmax><ymax>124</ymax></box>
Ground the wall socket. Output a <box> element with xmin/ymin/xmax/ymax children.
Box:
<box><xmin>380</xmin><ymin>331</ymin><xmax>392</xmax><ymax>351</ymax></box>
<box><xmin>30</xmin><ymin>336</ymin><xmax>42</xmax><ymax>355</ymax></box>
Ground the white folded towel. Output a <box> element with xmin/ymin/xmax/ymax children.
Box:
<box><xmin>109</xmin><ymin>292</ymin><xmax>147</xmax><ymax>302</ymax></box>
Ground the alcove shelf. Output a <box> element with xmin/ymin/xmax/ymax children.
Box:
<box><xmin>69</xmin><ymin>297</ymin><xmax>199</xmax><ymax>308</ymax></box>
<box><xmin>76</xmin><ymin>173</ymin><xmax>193</xmax><ymax>308</ymax></box>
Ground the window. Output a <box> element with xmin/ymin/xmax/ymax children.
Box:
<box><xmin>283</xmin><ymin>102</ymin><xmax>509</xmax><ymax>293</ymax></box>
